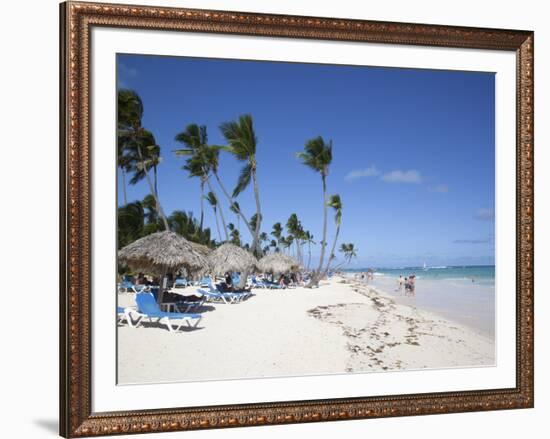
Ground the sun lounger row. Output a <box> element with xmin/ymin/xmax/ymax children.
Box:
<box><xmin>118</xmin><ymin>292</ymin><xmax>202</xmax><ymax>333</ymax></box>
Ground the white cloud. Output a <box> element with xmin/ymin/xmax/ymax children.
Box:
<box><xmin>475</xmin><ymin>208</ymin><xmax>495</xmax><ymax>221</ymax></box>
<box><xmin>430</xmin><ymin>184</ymin><xmax>449</xmax><ymax>193</ymax></box>
<box><xmin>345</xmin><ymin>165</ymin><xmax>380</xmax><ymax>181</ymax></box>
<box><xmin>381</xmin><ymin>169</ymin><xmax>422</xmax><ymax>184</ymax></box>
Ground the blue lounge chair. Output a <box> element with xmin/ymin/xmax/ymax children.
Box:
<box><xmin>173</xmin><ymin>278</ymin><xmax>188</xmax><ymax>288</ymax></box>
<box><xmin>196</xmin><ymin>288</ymin><xmax>244</xmax><ymax>304</ymax></box>
<box><xmin>251</xmin><ymin>276</ymin><xmax>267</xmax><ymax>289</ymax></box>
<box><xmin>117</xmin><ymin>280</ymin><xmax>148</xmax><ymax>294</ymax></box>
<box><xmin>117</xmin><ymin>306</ymin><xmax>128</xmax><ymax>325</ymax></box>
<box><xmin>132</xmin><ymin>292</ymin><xmax>202</xmax><ymax>332</ymax></box>
<box><xmin>263</xmin><ymin>279</ymin><xmax>284</xmax><ymax>289</ymax></box>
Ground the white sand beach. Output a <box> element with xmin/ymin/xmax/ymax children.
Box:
<box><xmin>118</xmin><ymin>276</ymin><xmax>494</xmax><ymax>384</ymax></box>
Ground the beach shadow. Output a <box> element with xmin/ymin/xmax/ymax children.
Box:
<box><xmin>197</xmin><ymin>305</ymin><xmax>216</xmax><ymax>312</ymax></box>
<box><xmin>33</xmin><ymin>419</ymin><xmax>58</xmax><ymax>435</ymax></box>
<box><xmin>136</xmin><ymin>321</ymin><xmax>205</xmax><ymax>332</ymax></box>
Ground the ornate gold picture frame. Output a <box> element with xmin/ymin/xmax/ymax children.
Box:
<box><xmin>60</xmin><ymin>1</ymin><xmax>534</xmax><ymax>437</ymax></box>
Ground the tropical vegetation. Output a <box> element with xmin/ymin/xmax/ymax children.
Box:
<box><xmin>118</xmin><ymin>89</ymin><xmax>358</xmax><ymax>281</ymax></box>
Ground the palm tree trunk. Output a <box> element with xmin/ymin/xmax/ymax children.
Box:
<box><xmin>212</xmin><ymin>207</ymin><xmax>222</xmax><ymax>242</ymax></box>
<box><xmin>307</xmin><ymin>241</ymin><xmax>312</xmax><ymax>270</ymax></box>
<box><xmin>136</xmin><ymin>145</ymin><xmax>170</xmax><ymax>231</ymax></box>
<box><xmin>323</xmin><ymin>224</ymin><xmax>341</xmax><ymax>276</ymax></box>
<box><xmin>206</xmin><ymin>178</ymin><xmax>229</xmax><ymax>241</ymax></box>
<box><xmin>153</xmin><ymin>165</ymin><xmax>158</xmax><ymax>198</ymax></box>
<box><xmin>121</xmin><ymin>167</ymin><xmax>128</xmax><ymax>205</ymax></box>
<box><xmin>157</xmin><ymin>267</ymin><xmax>167</xmax><ymax>305</ymax></box>
<box><xmin>251</xmin><ymin>165</ymin><xmax>262</xmax><ymax>257</ymax></box>
<box><xmin>199</xmin><ymin>179</ymin><xmax>205</xmax><ymax>231</ymax></box>
<box><xmin>309</xmin><ymin>175</ymin><xmax>328</xmax><ymax>287</ymax></box>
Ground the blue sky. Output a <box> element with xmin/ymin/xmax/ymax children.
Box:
<box><xmin>117</xmin><ymin>54</ymin><xmax>495</xmax><ymax>268</ymax></box>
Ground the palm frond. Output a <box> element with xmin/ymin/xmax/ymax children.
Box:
<box><xmin>232</xmin><ymin>163</ymin><xmax>252</xmax><ymax>197</ymax></box>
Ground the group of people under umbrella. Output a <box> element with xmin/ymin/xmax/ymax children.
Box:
<box><xmin>118</xmin><ymin>231</ymin><xmax>303</xmax><ymax>307</ymax></box>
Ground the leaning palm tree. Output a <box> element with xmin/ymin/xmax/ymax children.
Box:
<box><xmin>205</xmin><ymin>191</ymin><xmax>223</xmax><ymax>242</ymax></box>
<box><xmin>175</xmin><ymin>124</ymin><xmax>230</xmax><ymax>239</ymax></box>
<box><xmin>229</xmin><ymin>201</ymin><xmax>241</xmax><ymax>234</ymax></box>
<box><xmin>323</xmin><ymin>194</ymin><xmax>343</xmax><ymax>275</ymax></box>
<box><xmin>296</xmin><ymin>136</ymin><xmax>333</xmax><ymax>286</ymax></box>
<box><xmin>220</xmin><ymin>114</ymin><xmax>262</xmax><ymax>256</ymax></box>
<box><xmin>202</xmin><ymin>144</ymin><xmax>255</xmax><ymax>243</ymax></box>
<box><xmin>118</xmin><ymin>89</ymin><xmax>169</xmax><ymax>230</ymax></box>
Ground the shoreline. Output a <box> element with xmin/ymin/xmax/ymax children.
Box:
<box><xmin>313</xmin><ymin>278</ymin><xmax>494</xmax><ymax>373</ymax></box>
<box><xmin>351</xmin><ymin>274</ymin><xmax>496</xmax><ymax>338</ymax></box>
<box><xmin>118</xmin><ymin>276</ymin><xmax>495</xmax><ymax>384</ymax></box>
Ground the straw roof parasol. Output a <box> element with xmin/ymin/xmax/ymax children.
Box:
<box><xmin>118</xmin><ymin>231</ymin><xmax>208</xmax><ymax>274</ymax></box>
<box><xmin>207</xmin><ymin>243</ymin><xmax>257</xmax><ymax>276</ymax></box>
<box><xmin>189</xmin><ymin>241</ymin><xmax>212</xmax><ymax>257</ymax></box>
<box><xmin>257</xmin><ymin>253</ymin><xmax>301</xmax><ymax>274</ymax></box>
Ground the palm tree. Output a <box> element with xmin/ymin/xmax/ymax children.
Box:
<box><xmin>205</xmin><ymin>191</ymin><xmax>223</xmax><ymax>242</ymax></box>
<box><xmin>117</xmin><ymin>201</ymin><xmax>145</xmax><ymax>248</ymax></box>
<box><xmin>271</xmin><ymin>222</ymin><xmax>283</xmax><ymax>251</ymax></box>
<box><xmin>303</xmin><ymin>230</ymin><xmax>315</xmax><ymax>270</ymax></box>
<box><xmin>335</xmin><ymin>243</ymin><xmax>358</xmax><ymax>269</ymax></box>
<box><xmin>169</xmin><ymin>210</ymin><xmax>213</xmax><ymax>246</ymax></box>
<box><xmin>259</xmin><ymin>232</ymin><xmax>269</xmax><ymax>248</ymax></box>
<box><xmin>174</xmin><ymin>124</ymin><xmax>209</xmax><ymax>229</ymax></box>
<box><xmin>286</xmin><ymin>214</ymin><xmax>303</xmax><ymax>263</ymax></box>
<box><xmin>282</xmin><ymin>235</ymin><xmax>294</xmax><ymax>256</ymax></box>
<box><xmin>117</xmin><ymin>138</ymin><xmax>132</xmax><ymax>205</ymax></box>
<box><xmin>296</xmin><ymin>136</ymin><xmax>333</xmax><ymax>286</ymax></box>
<box><xmin>229</xmin><ymin>201</ymin><xmax>241</xmax><ymax>234</ymax></box>
<box><xmin>249</xmin><ymin>213</ymin><xmax>262</xmax><ymax>236</ymax></box>
<box><xmin>118</xmin><ymin>89</ymin><xmax>169</xmax><ymax>230</ymax></box>
<box><xmin>141</xmin><ymin>194</ymin><xmax>159</xmax><ymax>226</ymax></box>
<box><xmin>323</xmin><ymin>194</ymin><xmax>343</xmax><ymax>275</ymax></box>
<box><xmin>227</xmin><ymin>222</ymin><xmax>241</xmax><ymax>246</ymax></box>
<box><xmin>220</xmin><ymin>114</ymin><xmax>262</xmax><ymax>256</ymax></box>
<box><xmin>201</xmin><ymin>144</ymin><xmax>255</xmax><ymax>243</ymax></box>
<box><xmin>175</xmin><ymin>124</ymin><xmax>231</xmax><ymax>240</ymax></box>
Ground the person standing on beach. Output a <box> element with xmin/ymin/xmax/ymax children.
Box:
<box><xmin>409</xmin><ymin>274</ymin><xmax>416</xmax><ymax>296</ymax></box>
<box><xmin>396</xmin><ymin>275</ymin><xmax>404</xmax><ymax>292</ymax></box>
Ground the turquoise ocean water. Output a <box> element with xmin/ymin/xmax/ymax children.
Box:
<box><xmin>345</xmin><ymin>265</ymin><xmax>495</xmax><ymax>285</ymax></box>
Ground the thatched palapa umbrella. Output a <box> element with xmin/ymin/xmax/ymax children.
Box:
<box><xmin>189</xmin><ymin>242</ymin><xmax>212</xmax><ymax>257</ymax></box>
<box><xmin>207</xmin><ymin>243</ymin><xmax>256</xmax><ymax>289</ymax></box>
<box><xmin>258</xmin><ymin>253</ymin><xmax>301</xmax><ymax>275</ymax></box>
<box><xmin>118</xmin><ymin>231</ymin><xmax>208</xmax><ymax>303</ymax></box>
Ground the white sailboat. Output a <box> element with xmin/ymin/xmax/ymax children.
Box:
<box><xmin>423</xmin><ymin>261</ymin><xmax>428</xmax><ymax>271</ymax></box>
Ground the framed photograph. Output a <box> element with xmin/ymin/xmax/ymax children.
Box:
<box><xmin>60</xmin><ymin>1</ymin><xmax>534</xmax><ymax>437</ymax></box>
